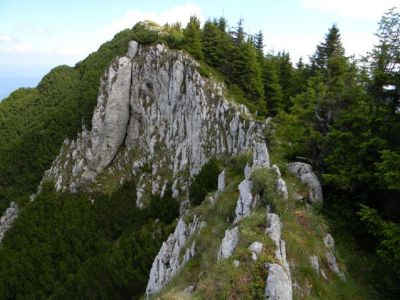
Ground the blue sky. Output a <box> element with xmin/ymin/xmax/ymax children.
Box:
<box><xmin>0</xmin><ymin>0</ymin><xmax>398</xmax><ymax>98</ymax></box>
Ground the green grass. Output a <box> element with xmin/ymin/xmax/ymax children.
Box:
<box><xmin>154</xmin><ymin>154</ymin><xmax>377</xmax><ymax>300</ymax></box>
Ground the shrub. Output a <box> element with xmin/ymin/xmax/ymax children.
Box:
<box><xmin>189</xmin><ymin>159</ymin><xmax>221</xmax><ymax>205</ymax></box>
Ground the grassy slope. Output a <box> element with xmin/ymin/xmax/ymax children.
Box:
<box><xmin>155</xmin><ymin>152</ymin><xmax>377</xmax><ymax>300</ymax></box>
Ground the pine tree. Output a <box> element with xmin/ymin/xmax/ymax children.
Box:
<box><xmin>232</xmin><ymin>19</ymin><xmax>245</xmax><ymax>46</ymax></box>
<box><xmin>182</xmin><ymin>16</ymin><xmax>203</xmax><ymax>60</ymax></box>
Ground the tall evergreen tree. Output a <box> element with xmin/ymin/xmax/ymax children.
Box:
<box><xmin>182</xmin><ymin>16</ymin><xmax>203</xmax><ymax>60</ymax></box>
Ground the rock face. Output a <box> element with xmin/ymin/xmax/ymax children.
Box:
<box><xmin>218</xmin><ymin>169</ymin><xmax>226</xmax><ymax>192</ymax></box>
<box><xmin>146</xmin><ymin>216</ymin><xmax>199</xmax><ymax>294</ymax></box>
<box><xmin>0</xmin><ymin>202</ymin><xmax>19</xmax><ymax>243</ymax></box>
<box><xmin>287</xmin><ymin>162</ymin><xmax>322</xmax><ymax>204</ymax></box>
<box><xmin>265</xmin><ymin>263</ymin><xmax>293</xmax><ymax>300</ymax></box>
<box><xmin>218</xmin><ymin>226</ymin><xmax>239</xmax><ymax>260</ymax></box>
<box><xmin>42</xmin><ymin>40</ymin><xmax>267</xmax><ymax>203</ymax></box>
<box><xmin>323</xmin><ymin>233</ymin><xmax>346</xmax><ymax>281</ymax></box>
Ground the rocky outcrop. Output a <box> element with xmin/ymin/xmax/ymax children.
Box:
<box><xmin>323</xmin><ymin>234</ymin><xmax>346</xmax><ymax>281</ymax></box>
<box><xmin>146</xmin><ymin>215</ymin><xmax>199</xmax><ymax>294</ymax></box>
<box><xmin>234</xmin><ymin>179</ymin><xmax>254</xmax><ymax>222</ymax></box>
<box><xmin>287</xmin><ymin>162</ymin><xmax>322</xmax><ymax>204</ymax></box>
<box><xmin>218</xmin><ymin>169</ymin><xmax>226</xmax><ymax>192</ymax></box>
<box><xmin>218</xmin><ymin>226</ymin><xmax>239</xmax><ymax>260</ymax></box>
<box><xmin>253</xmin><ymin>142</ymin><xmax>270</xmax><ymax>169</ymax></box>
<box><xmin>0</xmin><ymin>202</ymin><xmax>19</xmax><ymax>243</ymax></box>
<box><xmin>265</xmin><ymin>263</ymin><xmax>292</xmax><ymax>300</ymax></box>
<box><xmin>42</xmin><ymin>40</ymin><xmax>267</xmax><ymax>203</ymax></box>
<box><xmin>265</xmin><ymin>210</ymin><xmax>292</xmax><ymax>299</ymax></box>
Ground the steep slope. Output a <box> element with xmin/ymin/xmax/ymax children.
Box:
<box><xmin>0</xmin><ymin>29</ymin><xmax>378</xmax><ymax>299</ymax></box>
<box><xmin>40</xmin><ymin>41</ymin><xmax>267</xmax><ymax>205</ymax></box>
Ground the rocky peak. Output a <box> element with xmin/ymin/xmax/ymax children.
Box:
<box><xmin>41</xmin><ymin>40</ymin><xmax>267</xmax><ymax>204</ymax></box>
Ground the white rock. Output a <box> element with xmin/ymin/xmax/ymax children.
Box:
<box><xmin>218</xmin><ymin>169</ymin><xmax>226</xmax><ymax>192</ymax></box>
<box><xmin>287</xmin><ymin>162</ymin><xmax>323</xmax><ymax>204</ymax></box>
<box><xmin>309</xmin><ymin>255</ymin><xmax>319</xmax><ymax>274</ymax></box>
<box><xmin>0</xmin><ymin>202</ymin><xmax>19</xmax><ymax>243</ymax></box>
<box><xmin>146</xmin><ymin>216</ymin><xmax>199</xmax><ymax>294</ymax></box>
<box><xmin>42</xmin><ymin>40</ymin><xmax>268</xmax><ymax>199</ymax></box>
<box><xmin>233</xmin><ymin>260</ymin><xmax>240</xmax><ymax>267</ymax></box>
<box><xmin>249</xmin><ymin>241</ymin><xmax>263</xmax><ymax>254</ymax></box>
<box><xmin>323</xmin><ymin>233</ymin><xmax>346</xmax><ymax>281</ymax></box>
<box><xmin>218</xmin><ymin>226</ymin><xmax>239</xmax><ymax>260</ymax></box>
<box><xmin>276</xmin><ymin>178</ymin><xmax>289</xmax><ymax>200</ymax></box>
<box><xmin>265</xmin><ymin>263</ymin><xmax>293</xmax><ymax>300</ymax></box>
<box><xmin>234</xmin><ymin>179</ymin><xmax>253</xmax><ymax>222</ymax></box>
<box><xmin>272</xmin><ymin>164</ymin><xmax>281</xmax><ymax>178</ymax></box>
<box><xmin>253</xmin><ymin>142</ymin><xmax>270</xmax><ymax>169</ymax></box>
<box><xmin>244</xmin><ymin>163</ymin><xmax>252</xmax><ymax>179</ymax></box>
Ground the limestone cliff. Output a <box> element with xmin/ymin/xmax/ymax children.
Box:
<box><xmin>40</xmin><ymin>40</ymin><xmax>267</xmax><ymax>205</ymax></box>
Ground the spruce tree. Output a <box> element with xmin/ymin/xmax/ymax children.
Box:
<box><xmin>182</xmin><ymin>16</ymin><xmax>203</xmax><ymax>60</ymax></box>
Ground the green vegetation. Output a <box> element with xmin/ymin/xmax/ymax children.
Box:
<box><xmin>0</xmin><ymin>181</ymin><xmax>179</xmax><ymax>299</ymax></box>
<box><xmin>159</xmin><ymin>155</ymin><xmax>374</xmax><ymax>299</ymax></box>
<box><xmin>189</xmin><ymin>159</ymin><xmax>221</xmax><ymax>205</ymax></box>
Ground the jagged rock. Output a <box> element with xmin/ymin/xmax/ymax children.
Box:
<box><xmin>265</xmin><ymin>263</ymin><xmax>293</xmax><ymax>300</ymax></box>
<box><xmin>287</xmin><ymin>162</ymin><xmax>323</xmax><ymax>204</ymax></box>
<box><xmin>253</xmin><ymin>142</ymin><xmax>270</xmax><ymax>169</ymax></box>
<box><xmin>309</xmin><ymin>255</ymin><xmax>319</xmax><ymax>274</ymax></box>
<box><xmin>179</xmin><ymin>200</ymin><xmax>190</xmax><ymax>215</ymax></box>
<box><xmin>218</xmin><ymin>226</ymin><xmax>239</xmax><ymax>260</ymax></box>
<box><xmin>266</xmin><ymin>211</ymin><xmax>292</xmax><ymax>296</ymax></box>
<box><xmin>323</xmin><ymin>233</ymin><xmax>346</xmax><ymax>281</ymax></box>
<box><xmin>146</xmin><ymin>216</ymin><xmax>199</xmax><ymax>294</ymax></box>
<box><xmin>234</xmin><ymin>179</ymin><xmax>254</xmax><ymax>222</ymax></box>
<box><xmin>218</xmin><ymin>169</ymin><xmax>226</xmax><ymax>192</ymax></box>
<box><xmin>42</xmin><ymin>41</ymin><xmax>267</xmax><ymax>199</ymax></box>
<box><xmin>0</xmin><ymin>202</ymin><xmax>19</xmax><ymax>243</ymax></box>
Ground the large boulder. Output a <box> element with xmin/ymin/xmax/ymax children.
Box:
<box><xmin>287</xmin><ymin>162</ymin><xmax>323</xmax><ymax>204</ymax></box>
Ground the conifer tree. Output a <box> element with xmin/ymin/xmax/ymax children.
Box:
<box><xmin>182</xmin><ymin>16</ymin><xmax>203</xmax><ymax>60</ymax></box>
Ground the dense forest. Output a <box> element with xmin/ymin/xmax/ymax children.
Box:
<box><xmin>0</xmin><ymin>7</ymin><xmax>399</xmax><ymax>299</ymax></box>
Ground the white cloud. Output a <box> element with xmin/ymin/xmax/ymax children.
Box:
<box><xmin>104</xmin><ymin>3</ymin><xmax>203</xmax><ymax>39</ymax></box>
<box><xmin>0</xmin><ymin>34</ymin><xmax>32</xmax><ymax>53</ymax></box>
<box><xmin>301</xmin><ymin>0</ymin><xmax>399</xmax><ymax>20</ymax></box>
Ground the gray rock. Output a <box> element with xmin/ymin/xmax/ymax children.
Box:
<box><xmin>249</xmin><ymin>241</ymin><xmax>263</xmax><ymax>254</ymax></box>
<box><xmin>42</xmin><ymin>41</ymin><xmax>267</xmax><ymax>201</ymax></box>
<box><xmin>323</xmin><ymin>233</ymin><xmax>346</xmax><ymax>281</ymax></box>
<box><xmin>218</xmin><ymin>226</ymin><xmax>239</xmax><ymax>260</ymax></box>
<box><xmin>272</xmin><ymin>164</ymin><xmax>281</xmax><ymax>177</ymax></box>
<box><xmin>287</xmin><ymin>162</ymin><xmax>323</xmax><ymax>204</ymax></box>
<box><xmin>249</xmin><ymin>241</ymin><xmax>263</xmax><ymax>261</ymax></box>
<box><xmin>244</xmin><ymin>163</ymin><xmax>252</xmax><ymax>179</ymax></box>
<box><xmin>233</xmin><ymin>260</ymin><xmax>240</xmax><ymax>267</ymax></box>
<box><xmin>276</xmin><ymin>178</ymin><xmax>289</xmax><ymax>200</ymax></box>
<box><xmin>0</xmin><ymin>202</ymin><xmax>19</xmax><ymax>243</ymax></box>
<box><xmin>146</xmin><ymin>215</ymin><xmax>199</xmax><ymax>294</ymax></box>
<box><xmin>234</xmin><ymin>179</ymin><xmax>254</xmax><ymax>222</ymax></box>
<box><xmin>265</xmin><ymin>263</ymin><xmax>293</xmax><ymax>300</ymax></box>
<box><xmin>253</xmin><ymin>142</ymin><xmax>270</xmax><ymax>169</ymax></box>
<box><xmin>183</xmin><ymin>285</ymin><xmax>195</xmax><ymax>294</ymax></box>
<box><xmin>309</xmin><ymin>255</ymin><xmax>319</xmax><ymax>273</ymax></box>
<box><xmin>218</xmin><ymin>169</ymin><xmax>226</xmax><ymax>192</ymax></box>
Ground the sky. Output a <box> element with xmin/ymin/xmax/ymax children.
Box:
<box><xmin>0</xmin><ymin>0</ymin><xmax>398</xmax><ymax>99</ymax></box>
